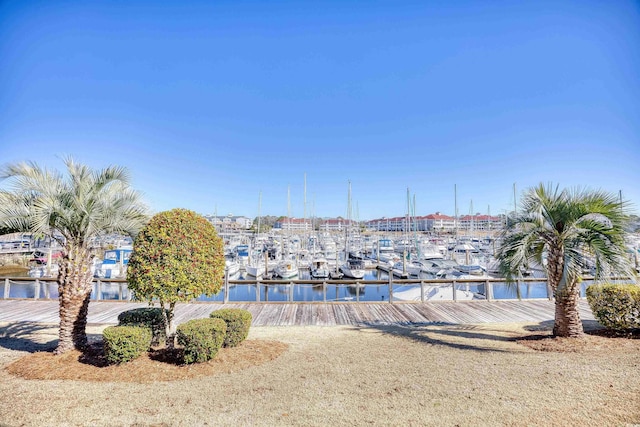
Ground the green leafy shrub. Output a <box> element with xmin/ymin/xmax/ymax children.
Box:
<box><xmin>117</xmin><ymin>307</ymin><xmax>168</xmax><ymax>346</ymax></box>
<box><xmin>102</xmin><ymin>325</ymin><xmax>152</xmax><ymax>365</ymax></box>
<box><xmin>127</xmin><ymin>209</ymin><xmax>226</xmax><ymax>344</ymax></box>
<box><xmin>176</xmin><ymin>318</ymin><xmax>227</xmax><ymax>364</ymax></box>
<box><xmin>210</xmin><ymin>308</ymin><xmax>252</xmax><ymax>347</ymax></box>
<box><xmin>586</xmin><ymin>284</ymin><xmax>640</xmax><ymax>331</ymax></box>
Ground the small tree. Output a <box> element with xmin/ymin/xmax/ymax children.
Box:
<box><xmin>498</xmin><ymin>183</ymin><xmax>636</xmax><ymax>337</ymax></box>
<box><xmin>127</xmin><ymin>209</ymin><xmax>225</xmax><ymax>346</ymax></box>
<box><xmin>0</xmin><ymin>158</ymin><xmax>149</xmax><ymax>354</ymax></box>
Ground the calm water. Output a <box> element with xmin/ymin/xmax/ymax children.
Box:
<box><xmin>2</xmin><ymin>270</ymin><xmax>597</xmax><ymax>301</ymax></box>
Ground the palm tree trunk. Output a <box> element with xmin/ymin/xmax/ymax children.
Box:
<box><xmin>553</xmin><ymin>285</ymin><xmax>584</xmax><ymax>337</ymax></box>
<box><xmin>546</xmin><ymin>246</ymin><xmax>583</xmax><ymax>337</ymax></box>
<box><xmin>55</xmin><ymin>246</ymin><xmax>95</xmax><ymax>354</ymax></box>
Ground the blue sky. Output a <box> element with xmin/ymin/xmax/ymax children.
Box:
<box><xmin>1</xmin><ymin>1</ymin><xmax>639</xmax><ymax>220</ymax></box>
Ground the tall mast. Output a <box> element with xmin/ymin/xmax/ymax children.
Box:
<box><xmin>257</xmin><ymin>191</ymin><xmax>262</xmax><ymax>234</ymax></box>
<box><xmin>454</xmin><ymin>184</ymin><xmax>458</xmax><ymax>242</ymax></box>
<box><xmin>406</xmin><ymin>187</ymin><xmax>411</xmax><ymax>236</ymax></box>
<box><xmin>470</xmin><ymin>199</ymin><xmax>474</xmax><ymax>236</ymax></box>
<box><xmin>513</xmin><ymin>183</ymin><xmax>517</xmax><ymax>226</ymax></box>
<box><xmin>346</xmin><ymin>180</ymin><xmax>352</xmax><ymax>259</ymax></box>
<box><xmin>413</xmin><ymin>193</ymin><xmax>419</xmax><ymax>257</ymax></box>
<box><xmin>287</xmin><ymin>184</ymin><xmax>291</xmax><ymax>220</ymax></box>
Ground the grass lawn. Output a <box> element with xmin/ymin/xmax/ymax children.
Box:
<box><xmin>1</xmin><ymin>321</ymin><xmax>639</xmax><ymax>426</ymax></box>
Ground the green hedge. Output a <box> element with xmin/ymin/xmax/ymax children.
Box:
<box><xmin>210</xmin><ymin>308</ymin><xmax>252</xmax><ymax>348</ymax></box>
<box><xmin>103</xmin><ymin>326</ymin><xmax>152</xmax><ymax>365</ymax></box>
<box><xmin>117</xmin><ymin>307</ymin><xmax>168</xmax><ymax>346</ymax></box>
<box><xmin>586</xmin><ymin>284</ymin><xmax>640</xmax><ymax>331</ymax></box>
<box><xmin>176</xmin><ymin>318</ymin><xmax>227</xmax><ymax>364</ymax></box>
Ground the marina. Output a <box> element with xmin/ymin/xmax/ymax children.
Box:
<box><xmin>1</xmin><ymin>273</ymin><xmax>605</xmax><ymax>303</ymax></box>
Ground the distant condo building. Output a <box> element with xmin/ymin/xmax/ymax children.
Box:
<box><xmin>205</xmin><ymin>214</ymin><xmax>252</xmax><ymax>231</ymax></box>
<box><xmin>274</xmin><ymin>217</ymin><xmax>312</xmax><ymax>232</ymax></box>
<box><xmin>274</xmin><ymin>217</ymin><xmax>356</xmax><ymax>232</ymax></box>
<box><xmin>319</xmin><ymin>218</ymin><xmax>356</xmax><ymax>232</ymax></box>
<box><xmin>365</xmin><ymin>212</ymin><xmax>503</xmax><ymax>233</ymax></box>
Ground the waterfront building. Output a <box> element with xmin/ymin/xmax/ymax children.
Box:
<box><xmin>274</xmin><ymin>217</ymin><xmax>312</xmax><ymax>232</ymax></box>
<box><xmin>319</xmin><ymin>218</ymin><xmax>356</xmax><ymax>232</ymax></box>
<box><xmin>422</xmin><ymin>213</ymin><xmax>457</xmax><ymax>232</ymax></box>
<box><xmin>205</xmin><ymin>214</ymin><xmax>252</xmax><ymax>231</ymax></box>
<box><xmin>458</xmin><ymin>214</ymin><xmax>504</xmax><ymax>232</ymax></box>
<box><xmin>365</xmin><ymin>212</ymin><xmax>502</xmax><ymax>233</ymax></box>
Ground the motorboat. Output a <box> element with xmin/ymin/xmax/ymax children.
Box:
<box><xmin>340</xmin><ymin>258</ymin><xmax>366</xmax><ymax>279</ymax></box>
<box><xmin>310</xmin><ymin>257</ymin><xmax>331</xmax><ymax>279</ymax></box>
<box><xmin>391</xmin><ymin>260</ymin><xmax>423</xmax><ymax>277</ymax></box>
<box><xmin>274</xmin><ymin>259</ymin><xmax>299</xmax><ymax>279</ymax></box>
<box><xmin>393</xmin><ymin>284</ymin><xmax>477</xmax><ymax>301</ymax></box>
<box><xmin>225</xmin><ymin>256</ymin><xmax>241</xmax><ymax>276</ymax></box>
<box><xmin>94</xmin><ymin>248</ymin><xmax>132</xmax><ymax>279</ymax></box>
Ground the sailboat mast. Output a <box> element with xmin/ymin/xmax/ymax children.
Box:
<box><xmin>454</xmin><ymin>184</ymin><xmax>458</xmax><ymax>243</ymax></box>
<box><xmin>413</xmin><ymin>193</ymin><xmax>419</xmax><ymax>257</ymax></box>
<box><xmin>406</xmin><ymin>187</ymin><xmax>411</xmax><ymax>236</ymax></box>
<box><xmin>513</xmin><ymin>183</ymin><xmax>517</xmax><ymax>225</ymax></box>
<box><xmin>257</xmin><ymin>191</ymin><xmax>262</xmax><ymax>234</ymax></box>
<box><xmin>346</xmin><ymin>180</ymin><xmax>352</xmax><ymax>259</ymax></box>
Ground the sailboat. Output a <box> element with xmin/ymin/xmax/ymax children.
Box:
<box><xmin>245</xmin><ymin>191</ymin><xmax>267</xmax><ymax>278</ymax></box>
<box><xmin>275</xmin><ymin>185</ymin><xmax>299</xmax><ymax>279</ymax></box>
<box><xmin>339</xmin><ymin>181</ymin><xmax>366</xmax><ymax>279</ymax></box>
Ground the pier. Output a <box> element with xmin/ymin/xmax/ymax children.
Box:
<box><xmin>0</xmin><ymin>299</ymin><xmax>596</xmax><ymax>326</ymax></box>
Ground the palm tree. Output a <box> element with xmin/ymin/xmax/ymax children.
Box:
<box><xmin>0</xmin><ymin>158</ymin><xmax>149</xmax><ymax>353</ymax></box>
<box><xmin>498</xmin><ymin>183</ymin><xmax>635</xmax><ymax>337</ymax></box>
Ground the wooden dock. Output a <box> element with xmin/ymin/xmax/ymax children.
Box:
<box><xmin>0</xmin><ymin>299</ymin><xmax>596</xmax><ymax>326</ymax></box>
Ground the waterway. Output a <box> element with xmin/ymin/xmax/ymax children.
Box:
<box><xmin>2</xmin><ymin>269</ymin><xmax>595</xmax><ymax>302</ymax></box>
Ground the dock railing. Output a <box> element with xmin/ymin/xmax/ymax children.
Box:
<box><xmin>2</xmin><ymin>275</ymin><xmax>633</xmax><ymax>303</ymax></box>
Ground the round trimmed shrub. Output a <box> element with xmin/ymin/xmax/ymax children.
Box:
<box><xmin>586</xmin><ymin>283</ymin><xmax>640</xmax><ymax>331</ymax></box>
<box><xmin>103</xmin><ymin>325</ymin><xmax>152</xmax><ymax>365</ymax></box>
<box><xmin>117</xmin><ymin>307</ymin><xmax>168</xmax><ymax>346</ymax></box>
<box><xmin>176</xmin><ymin>318</ymin><xmax>227</xmax><ymax>364</ymax></box>
<box><xmin>210</xmin><ymin>308</ymin><xmax>252</xmax><ymax>347</ymax></box>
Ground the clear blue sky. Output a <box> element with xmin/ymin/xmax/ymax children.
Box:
<box><xmin>1</xmin><ymin>1</ymin><xmax>639</xmax><ymax>220</ymax></box>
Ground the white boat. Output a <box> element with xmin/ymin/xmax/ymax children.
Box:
<box><xmin>455</xmin><ymin>263</ymin><xmax>485</xmax><ymax>276</ymax></box>
<box><xmin>340</xmin><ymin>259</ymin><xmax>366</xmax><ymax>279</ymax></box>
<box><xmin>393</xmin><ymin>284</ymin><xmax>477</xmax><ymax>301</ymax></box>
<box><xmin>371</xmin><ymin>238</ymin><xmax>394</xmax><ymax>259</ymax></box>
<box><xmin>417</xmin><ymin>242</ymin><xmax>445</xmax><ymax>259</ymax></box>
<box><xmin>391</xmin><ymin>260</ymin><xmax>422</xmax><ymax>277</ymax></box>
<box><xmin>94</xmin><ymin>248</ymin><xmax>132</xmax><ymax>279</ymax></box>
<box><xmin>225</xmin><ymin>258</ymin><xmax>241</xmax><ymax>276</ymax></box>
<box><xmin>274</xmin><ymin>259</ymin><xmax>298</xmax><ymax>279</ymax></box>
<box><xmin>244</xmin><ymin>263</ymin><xmax>264</xmax><ymax>278</ymax></box>
<box><xmin>310</xmin><ymin>257</ymin><xmax>331</xmax><ymax>279</ymax></box>
<box><xmin>450</xmin><ymin>243</ymin><xmax>485</xmax><ymax>276</ymax></box>
<box><xmin>28</xmin><ymin>250</ymin><xmax>61</xmax><ymax>278</ymax></box>
<box><xmin>378</xmin><ymin>252</ymin><xmax>401</xmax><ymax>267</ymax></box>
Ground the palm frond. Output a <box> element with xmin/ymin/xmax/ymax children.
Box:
<box><xmin>0</xmin><ymin>157</ymin><xmax>150</xmax><ymax>248</ymax></box>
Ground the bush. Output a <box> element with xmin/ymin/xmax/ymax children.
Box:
<box><xmin>103</xmin><ymin>326</ymin><xmax>152</xmax><ymax>365</ymax></box>
<box><xmin>176</xmin><ymin>318</ymin><xmax>227</xmax><ymax>364</ymax></box>
<box><xmin>210</xmin><ymin>308</ymin><xmax>252</xmax><ymax>347</ymax></box>
<box><xmin>586</xmin><ymin>284</ymin><xmax>640</xmax><ymax>331</ymax></box>
<box><xmin>127</xmin><ymin>209</ymin><xmax>226</xmax><ymax>338</ymax></box>
<box><xmin>117</xmin><ymin>307</ymin><xmax>168</xmax><ymax>346</ymax></box>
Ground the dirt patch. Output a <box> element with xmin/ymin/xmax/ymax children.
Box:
<box><xmin>5</xmin><ymin>339</ymin><xmax>288</xmax><ymax>382</ymax></box>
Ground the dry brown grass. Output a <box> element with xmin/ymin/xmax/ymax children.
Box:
<box><xmin>6</xmin><ymin>340</ymin><xmax>288</xmax><ymax>383</ymax></box>
<box><xmin>1</xmin><ymin>321</ymin><xmax>639</xmax><ymax>427</ymax></box>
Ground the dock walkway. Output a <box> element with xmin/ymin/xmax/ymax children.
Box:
<box><xmin>0</xmin><ymin>299</ymin><xmax>596</xmax><ymax>326</ymax></box>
